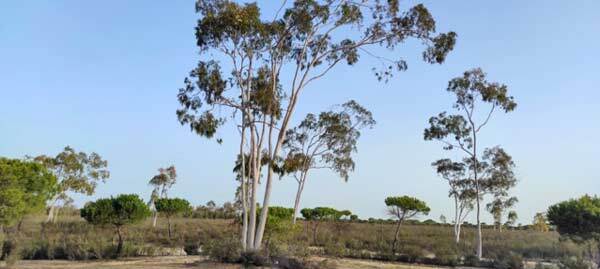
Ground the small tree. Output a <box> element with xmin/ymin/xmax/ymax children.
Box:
<box><xmin>300</xmin><ymin>207</ymin><xmax>339</xmax><ymax>245</ymax></box>
<box><xmin>486</xmin><ymin>196</ymin><xmax>518</xmax><ymax>231</ymax></box>
<box><xmin>0</xmin><ymin>158</ymin><xmax>56</xmax><ymax>231</ymax></box>
<box><xmin>155</xmin><ymin>198</ymin><xmax>192</xmax><ymax>240</ymax></box>
<box><xmin>532</xmin><ymin>212</ymin><xmax>549</xmax><ymax>232</ymax></box>
<box><xmin>424</xmin><ymin>69</ymin><xmax>517</xmax><ymax>258</ymax></box>
<box><xmin>80</xmin><ymin>194</ymin><xmax>150</xmax><ymax>257</ymax></box>
<box><xmin>384</xmin><ymin>196</ymin><xmax>430</xmax><ymax>253</ymax></box>
<box><xmin>432</xmin><ymin>158</ymin><xmax>476</xmax><ymax>243</ymax></box>
<box><xmin>34</xmin><ymin>146</ymin><xmax>109</xmax><ymax>223</ymax></box>
<box><xmin>283</xmin><ymin>100</ymin><xmax>375</xmax><ymax>223</ymax></box>
<box><xmin>148</xmin><ymin>166</ymin><xmax>177</xmax><ymax>227</ymax></box>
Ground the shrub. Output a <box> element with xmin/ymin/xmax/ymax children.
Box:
<box><xmin>492</xmin><ymin>252</ymin><xmax>524</xmax><ymax>269</ymax></box>
<box><xmin>558</xmin><ymin>257</ymin><xmax>594</xmax><ymax>269</ymax></box>
<box><xmin>203</xmin><ymin>237</ymin><xmax>241</xmax><ymax>263</ymax></box>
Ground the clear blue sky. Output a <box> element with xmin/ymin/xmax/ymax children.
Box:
<box><xmin>1</xmin><ymin>1</ymin><xmax>598</xmax><ymax>225</ymax></box>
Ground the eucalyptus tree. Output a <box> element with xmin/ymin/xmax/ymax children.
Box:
<box><xmin>486</xmin><ymin>196</ymin><xmax>518</xmax><ymax>231</ymax></box>
<box><xmin>432</xmin><ymin>158</ymin><xmax>476</xmax><ymax>243</ymax></box>
<box><xmin>148</xmin><ymin>166</ymin><xmax>177</xmax><ymax>227</ymax></box>
<box><xmin>177</xmin><ymin>0</ymin><xmax>455</xmax><ymax>251</ymax></box>
<box><xmin>384</xmin><ymin>196</ymin><xmax>430</xmax><ymax>253</ymax></box>
<box><xmin>505</xmin><ymin>211</ymin><xmax>518</xmax><ymax>228</ymax></box>
<box><xmin>283</xmin><ymin>100</ymin><xmax>375</xmax><ymax>223</ymax></box>
<box><xmin>424</xmin><ymin>68</ymin><xmax>517</xmax><ymax>258</ymax></box>
<box><xmin>33</xmin><ymin>146</ymin><xmax>109</xmax><ymax>223</ymax></box>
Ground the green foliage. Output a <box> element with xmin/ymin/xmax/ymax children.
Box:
<box><xmin>34</xmin><ymin>146</ymin><xmax>109</xmax><ymax>201</ymax></box>
<box><xmin>80</xmin><ymin>194</ymin><xmax>151</xmax><ymax>227</ymax></box>
<box><xmin>384</xmin><ymin>196</ymin><xmax>431</xmax><ymax>220</ymax></box>
<box><xmin>0</xmin><ymin>158</ymin><xmax>57</xmax><ymax>226</ymax></box>
<box><xmin>283</xmin><ymin>100</ymin><xmax>376</xmax><ymax>181</ymax></box>
<box><xmin>547</xmin><ymin>195</ymin><xmax>600</xmax><ymax>240</ymax></box>
<box><xmin>301</xmin><ymin>207</ymin><xmax>343</xmax><ymax>221</ymax></box>
<box><xmin>155</xmin><ymin>198</ymin><xmax>192</xmax><ymax>218</ymax></box>
<box><xmin>80</xmin><ymin>194</ymin><xmax>150</xmax><ymax>256</ymax></box>
<box><xmin>532</xmin><ymin>212</ymin><xmax>550</xmax><ymax>232</ymax></box>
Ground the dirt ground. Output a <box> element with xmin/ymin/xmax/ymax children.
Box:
<box><xmin>9</xmin><ymin>256</ymin><xmax>545</xmax><ymax>269</ymax></box>
<box><xmin>5</xmin><ymin>256</ymin><xmax>465</xmax><ymax>269</ymax></box>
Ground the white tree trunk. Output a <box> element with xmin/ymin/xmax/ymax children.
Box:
<box><xmin>292</xmin><ymin>172</ymin><xmax>308</xmax><ymax>224</ymax></box>
<box><xmin>152</xmin><ymin>211</ymin><xmax>157</xmax><ymax>227</ymax></box>
<box><xmin>46</xmin><ymin>205</ymin><xmax>56</xmax><ymax>223</ymax></box>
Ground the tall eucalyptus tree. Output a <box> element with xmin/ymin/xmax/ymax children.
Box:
<box><xmin>283</xmin><ymin>100</ymin><xmax>375</xmax><ymax>223</ymax></box>
<box><xmin>424</xmin><ymin>69</ymin><xmax>517</xmax><ymax>258</ymax></box>
<box><xmin>177</xmin><ymin>0</ymin><xmax>456</xmax><ymax>251</ymax></box>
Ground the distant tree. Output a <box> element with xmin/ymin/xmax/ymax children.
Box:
<box><xmin>532</xmin><ymin>212</ymin><xmax>549</xmax><ymax>232</ymax></box>
<box><xmin>486</xmin><ymin>196</ymin><xmax>518</xmax><ymax>231</ymax></box>
<box><xmin>177</xmin><ymin>0</ymin><xmax>456</xmax><ymax>251</ymax></box>
<box><xmin>282</xmin><ymin>100</ymin><xmax>375</xmax><ymax>223</ymax></box>
<box><xmin>547</xmin><ymin>195</ymin><xmax>600</xmax><ymax>239</ymax></box>
<box><xmin>505</xmin><ymin>211</ymin><xmax>518</xmax><ymax>228</ymax></box>
<box><xmin>33</xmin><ymin>146</ymin><xmax>109</xmax><ymax>223</ymax></box>
<box><xmin>301</xmin><ymin>207</ymin><xmax>339</xmax><ymax>245</ymax></box>
<box><xmin>439</xmin><ymin>214</ymin><xmax>447</xmax><ymax>224</ymax></box>
<box><xmin>424</xmin><ymin>69</ymin><xmax>517</xmax><ymax>258</ymax></box>
<box><xmin>80</xmin><ymin>194</ymin><xmax>151</xmax><ymax>256</ymax></box>
<box><xmin>0</xmin><ymin>158</ymin><xmax>57</xmax><ymax>229</ymax></box>
<box><xmin>432</xmin><ymin>158</ymin><xmax>476</xmax><ymax>243</ymax></box>
<box><xmin>148</xmin><ymin>165</ymin><xmax>177</xmax><ymax>227</ymax></box>
<box><xmin>259</xmin><ymin>206</ymin><xmax>295</xmax><ymax>249</ymax></box>
<box><xmin>385</xmin><ymin>196</ymin><xmax>430</xmax><ymax>253</ymax></box>
<box><xmin>155</xmin><ymin>198</ymin><xmax>192</xmax><ymax>240</ymax></box>
<box><xmin>350</xmin><ymin>214</ymin><xmax>359</xmax><ymax>222</ymax></box>
<box><xmin>547</xmin><ymin>195</ymin><xmax>600</xmax><ymax>265</ymax></box>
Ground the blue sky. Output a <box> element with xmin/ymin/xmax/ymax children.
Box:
<box><xmin>1</xmin><ymin>1</ymin><xmax>598</xmax><ymax>224</ymax></box>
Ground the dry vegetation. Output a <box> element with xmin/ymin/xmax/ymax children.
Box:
<box><xmin>2</xmin><ymin>211</ymin><xmax>584</xmax><ymax>269</ymax></box>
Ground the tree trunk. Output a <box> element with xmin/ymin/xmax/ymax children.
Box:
<box><xmin>292</xmin><ymin>173</ymin><xmax>307</xmax><ymax>224</ymax></box>
<box><xmin>152</xmin><ymin>212</ymin><xmax>157</xmax><ymax>228</ymax></box>
<box><xmin>312</xmin><ymin>222</ymin><xmax>319</xmax><ymax>245</ymax></box>
<box><xmin>116</xmin><ymin>226</ymin><xmax>124</xmax><ymax>257</ymax></box>
<box><xmin>392</xmin><ymin>221</ymin><xmax>402</xmax><ymax>254</ymax></box>
<box><xmin>247</xmin><ymin>130</ymin><xmax>259</xmax><ymax>250</ymax></box>
<box><xmin>456</xmin><ymin>223</ymin><xmax>462</xmax><ymax>244</ymax></box>
<box><xmin>240</xmin><ymin>125</ymin><xmax>248</xmax><ymax>251</ymax></box>
<box><xmin>167</xmin><ymin>217</ymin><xmax>172</xmax><ymax>240</ymax></box>
<box><xmin>46</xmin><ymin>204</ymin><xmax>56</xmax><ymax>223</ymax></box>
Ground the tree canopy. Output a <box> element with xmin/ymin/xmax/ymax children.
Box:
<box><xmin>33</xmin><ymin>146</ymin><xmax>109</xmax><ymax>222</ymax></box>
<box><xmin>547</xmin><ymin>195</ymin><xmax>600</xmax><ymax>240</ymax></box>
<box><xmin>80</xmin><ymin>194</ymin><xmax>150</xmax><ymax>227</ymax></box>
<box><xmin>177</xmin><ymin>0</ymin><xmax>456</xmax><ymax>251</ymax></box>
<box><xmin>0</xmin><ymin>158</ymin><xmax>57</xmax><ymax>226</ymax></box>
<box><xmin>155</xmin><ymin>197</ymin><xmax>192</xmax><ymax>218</ymax></box>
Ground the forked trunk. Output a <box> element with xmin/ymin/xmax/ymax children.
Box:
<box><xmin>292</xmin><ymin>175</ymin><xmax>307</xmax><ymax>224</ymax></box>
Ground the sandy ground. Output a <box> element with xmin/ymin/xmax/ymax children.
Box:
<box><xmin>9</xmin><ymin>256</ymin><xmax>531</xmax><ymax>269</ymax></box>
<box><xmin>6</xmin><ymin>256</ymin><xmax>467</xmax><ymax>269</ymax></box>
